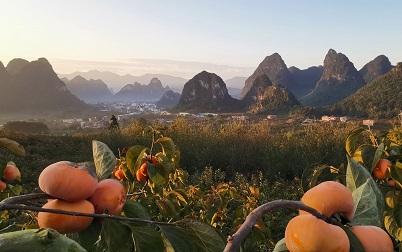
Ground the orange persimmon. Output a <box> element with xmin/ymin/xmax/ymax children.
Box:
<box><xmin>37</xmin><ymin>199</ymin><xmax>94</xmax><ymax>234</ymax></box>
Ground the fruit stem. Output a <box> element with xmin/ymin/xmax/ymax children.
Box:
<box><xmin>223</xmin><ymin>199</ymin><xmax>341</xmax><ymax>252</ymax></box>
<box><xmin>149</xmin><ymin>129</ymin><xmax>156</xmax><ymax>161</ymax></box>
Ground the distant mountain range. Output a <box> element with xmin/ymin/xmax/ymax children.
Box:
<box><xmin>113</xmin><ymin>77</ymin><xmax>170</xmax><ymax>102</ymax></box>
<box><xmin>0</xmin><ymin>50</ymin><xmax>398</xmax><ymax>118</ymax></box>
<box><xmin>59</xmin><ymin>70</ymin><xmax>187</xmax><ymax>93</ymax></box>
<box><xmin>63</xmin><ymin>75</ymin><xmax>113</xmax><ymax>103</ymax></box>
<box><xmin>0</xmin><ymin>58</ymin><xmax>88</xmax><ymax>114</ymax></box>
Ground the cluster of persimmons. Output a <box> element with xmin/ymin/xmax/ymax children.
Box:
<box><xmin>37</xmin><ymin>161</ymin><xmax>127</xmax><ymax>234</ymax></box>
<box><xmin>284</xmin><ymin>180</ymin><xmax>393</xmax><ymax>252</ymax></box>
<box><xmin>112</xmin><ymin>154</ymin><xmax>159</xmax><ymax>182</ymax></box>
<box><xmin>0</xmin><ymin>163</ymin><xmax>20</xmax><ymax>191</ymax></box>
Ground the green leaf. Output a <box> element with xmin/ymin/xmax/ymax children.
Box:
<box><xmin>156</xmin><ymin>137</ymin><xmax>175</xmax><ymax>161</ymax></box>
<box><xmin>346</xmin><ymin>128</ymin><xmax>367</xmax><ymax>157</ymax></box>
<box><xmin>384</xmin><ymin>208</ymin><xmax>402</xmax><ymax>241</ymax></box>
<box><xmin>0</xmin><ymin>138</ymin><xmax>25</xmax><ymax>156</ymax></box>
<box><xmin>394</xmin><ymin>203</ymin><xmax>402</xmax><ymax>227</ymax></box>
<box><xmin>371</xmin><ymin>143</ymin><xmax>385</xmax><ymax>172</ymax></box>
<box><xmin>7</xmin><ymin>184</ymin><xmax>22</xmax><ymax>195</ymax></box>
<box><xmin>169</xmin><ymin>190</ymin><xmax>189</xmax><ymax>206</ymax></box>
<box><xmin>340</xmin><ymin>226</ymin><xmax>365</xmax><ymax>252</ymax></box>
<box><xmin>273</xmin><ymin>238</ymin><xmax>288</xmax><ymax>252</ymax></box>
<box><xmin>148</xmin><ymin>179</ymin><xmax>163</xmax><ymax>196</ymax></box>
<box><xmin>159</xmin><ymin>225</ymin><xmax>197</xmax><ymax>252</ymax></box>
<box><xmin>92</xmin><ymin>140</ymin><xmax>117</xmax><ymax>181</ymax></box>
<box><xmin>100</xmin><ymin>219</ymin><xmax>132</xmax><ymax>252</ymax></box>
<box><xmin>120</xmin><ymin>162</ymin><xmax>136</xmax><ymax>182</ymax></box>
<box><xmin>346</xmin><ymin>156</ymin><xmax>384</xmax><ymax>226</ymax></box>
<box><xmin>0</xmin><ymin>158</ymin><xmax>6</xmax><ymax>179</ymax></box>
<box><xmin>122</xmin><ymin>200</ymin><xmax>151</xmax><ymax>220</ymax></box>
<box><xmin>390</xmin><ymin>166</ymin><xmax>402</xmax><ymax>187</ymax></box>
<box><xmin>78</xmin><ymin>218</ymin><xmax>102</xmax><ymax>251</ymax></box>
<box><xmin>176</xmin><ymin>219</ymin><xmax>226</xmax><ymax>252</ymax></box>
<box><xmin>148</xmin><ymin>164</ymin><xmax>166</xmax><ymax>186</ymax></box>
<box><xmin>156</xmin><ymin>153</ymin><xmax>173</xmax><ymax>174</ymax></box>
<box><xmin>301</xmin><ymin>165</ymin><xmax>339</xmax><ymax>193</ymax></box>
<box><xmin>126</xmin><ymin>145</ymin><xmax>147</xmax><ymax>173</ymax></box>
<box><xmin>358</xmin><ymin>145</ymin><xmax>377</xmax><ymax>170</ymax></box>
<box><xmin>127</xmin><ymin>225</ymin><xmax>165</xmax><ymax>252</ymax></box>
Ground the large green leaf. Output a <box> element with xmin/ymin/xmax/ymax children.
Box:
<box><xmin>156</xmin><ymin>137</ymin><xmax>175</xmax><ymax>161</ymax></box>
<box><xmin>126</xmin><ymin>145</ymin><xmax>147</xmax><ymax>173</ymax></box>
<box><xmin>384</xmin><ymin>208</ymin><xmax>402</xmax><ymax>241</ymax></box>
<box><xmin>176</xmin><ymin>219</ymin><xmax>225</xmax><ymax>252</ymax></box>
<box><xmin>92</xmin><ymin>140</ymin><xmax>117</xmax><ymax>181</ymax></box>
<box><xmin>78</xmin><ymin>218</ymin><xmax>102</xmax><ymax>251</ymax></box>
<box><xmin>0</xmin><ymin>138</ymin><xmax>25</xmax><ymax>156</ymax></box>
<box><xmin>346</xmin><ymin>156</ymin><xmax>384</xmax><ymax>226</ymax></box>
<box><xmin>127</xmin><ymin>225</ymin><xmax>165</xmax><ymax>252</ymax></box>
<box><xmin>353</xmin><ymin>145</ymin><xmax>377</xmax><ymax>169</ymax></box>
<box><xmin>123</xmin><ymin>200</ymin><xmax>151</xmax><ymax>220</ymax></box>
<box><xmin>159</xmin><ymin>225</ymin><xmax>197</xmax><ymax>252</ymax></box>
<box><xmin>346</xmin><ymin>128</ymin><xmax>367</xmax><ymax>157</ymax></box>
<box><xmin>273</xmin><ymin>238</ymin><xmax>288</xmax><ymax>252</ymax></box>
<box><xmin>350</xmin><ymin>180</ymin><xmax>383</xmax><ymax>227</ymax></box>
<box><xmin>100</xmin><ymin>219</ymin><xmax>132</xmax><ymax>252</ymax></box>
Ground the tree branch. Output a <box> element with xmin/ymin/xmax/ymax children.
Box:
<box><xmin>223</xmin><ymin>199</ymin><xmax>342</xmax><ymax>252</ymax></box>
<box><xmin>0</xmin><ymin>193</ymin><xmax>175</xmax><ymax>226</ymax></box>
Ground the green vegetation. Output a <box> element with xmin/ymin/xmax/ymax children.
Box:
<box><xmin>0</xmin><ymin>118</ymin><xmax>360</xmax><ymax>185</ymax></box>
<box><xmin>332</xmin><ymin>64</ymin><xmax>402</xmax><ymax>118</ymax></box>
<box><xmin>1</xmin><ymin>118</ymin><xmax>402</xmax><ymax>251</ymax></box>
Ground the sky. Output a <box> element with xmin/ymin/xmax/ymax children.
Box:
<box><xmin>1</xmin><ymin>0</ymin><xmax>401</xmax><ymax>80</ymax></box>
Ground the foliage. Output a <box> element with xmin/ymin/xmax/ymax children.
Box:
<box><xmin>1</xmin><ymin>119</ymin><xmax>392</xmax><ymax>251</ymax></box>
<box><xmin>3</xmin><ymin>121</ymin><xmax>50</xmax><ymax>134</ymax></box>
<box><xmin>274</xmin><ymin>125</ymin><xmax>402</xmax><ymax>251</ymax></box>
<box><xmin>331</xmin><ymin>65</ymin><xmax>402</xmax><ymax>118</ymax></box>
<box><xmin>0</xmin><ymin>130</ymin><xmax>303</xmax><ymax>251</ymax></box>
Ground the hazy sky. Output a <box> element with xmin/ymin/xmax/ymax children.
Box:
<box><xmin>1</xmin><ymin>1</ymin><xmax>401</xmax><ymax>79</ymax></box>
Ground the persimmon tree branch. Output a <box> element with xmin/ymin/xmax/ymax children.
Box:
<box><xmin>0</xmin><ymin>193</ymin><xmax>175</xmax><ymax>226</ymax></box>
<box><xmin>223</xmin><ymin>199</ymin><xmax>342</xmax><ymax>252</ymax></box>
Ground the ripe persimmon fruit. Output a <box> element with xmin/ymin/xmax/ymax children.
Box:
<box><xmin>300</xmin><ymin>181</ymin><xmax>355</xmax><ymax>220</ymax></box>
<box><xmin>350</xmin><ymin>225</ymin><xmax>394</xmax><ymax>252</ymax></box>
<box><xmin>136</xmin><ymin>163</ymin><xmax>149</xmax><ymax>182</ymax></box>
<box><xmin>373</xmin><ymin>159</ymin><xmax>392</xmax><ymax>180</ymax></box>
<box><xmin>113</xmin><ymin>167</ymin><xmax>126</xmax><ymax>180</ymax></box>
<box><xmin>38</xmin><ymin>199</ymin><xmax>94</xmax><ymax>234</ymax></box>
<box><xmin>285</xmin><ymin>214</ymin><xmax>349</xmax><ymax>252</ymax></box>
<box><xmin>2</xmin><ymin>164</ymin><xmax>21</xmax><ymax>181</ymax></box>
<box><xmin>88</xmin><ymin>179</ymin><xmax>126</xmax><ymax>215</ymax></box>
<box><xmin>38</xmin><ymin>161</ymin><xmax>98</xmax><ymax>201</ymax></box>
<box><xmin>0</xmin><ymin>181</ymin><xmax>6</xmax><ymax>191</ymax></box>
